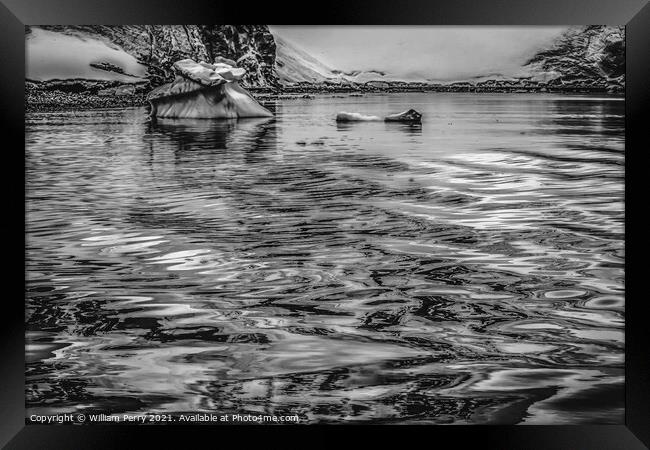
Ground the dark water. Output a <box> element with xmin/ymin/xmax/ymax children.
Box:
<box><xmin>26</xmin><ymin>93</ymin><xmax>624</xmax><ymax>424</ymax></box>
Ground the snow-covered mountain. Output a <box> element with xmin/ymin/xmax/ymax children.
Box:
<box><xmin>273</xmin><ymin>34</ymin><xmax>343</xmax><ymax>84</ymax></box>
<box><xmin>26</xmin><ymin>25</ymin><xmax>625</xmax><ymax>93</ymax></box>
<box><xmin>524</xmin><ymin>25</ymin><xmax>625</xmax><ymax>88</ymax></box>
<box><xmin>273</xmin><ymin>25</ymin><xmax>625</xmax><ymax>89</ymax></box>
<box><xmin>273</xmin><ymin>34</ymin><xmax>417</xmax><ymax>85</ymax></box>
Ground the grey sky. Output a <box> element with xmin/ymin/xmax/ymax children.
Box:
<box><xmin>269</xmin><ymin>26</ymin><xmax>568</xmax><ymax>81</ymax></box>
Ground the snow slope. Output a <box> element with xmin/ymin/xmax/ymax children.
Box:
<box><xmin>26</xmin><ymin>28</ymin><xmax>147</xmax><ymax>82</ymax></box>
<box><xmin>273</xmin><ymin>34</ymin><xmax>419</xmax><ymax>84</ymax></box>
<box><xmin>273</xmin><ymin>34</ymin><xmax>344</xmax><ymax>84</ymax></box>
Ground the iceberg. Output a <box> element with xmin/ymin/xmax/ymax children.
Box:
<box><xmin>146</xmin><ymin>58</ymin><xmax>273</xmax><ymax>119</ymax></box>
<box><xmin>335</xmin><ymin>109</ymin><xmax>422</xmax><ymax>123</ymax></box>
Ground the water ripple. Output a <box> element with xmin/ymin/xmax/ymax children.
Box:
<box><xmin>26</xmin><ymin>93</ymin><xmax>624</xmax><ymax>423</ymax></box>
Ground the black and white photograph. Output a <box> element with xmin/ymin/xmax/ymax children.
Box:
<box><xmin>25</xmin><ymin>24</ymin><xmax>625</xmax><ymax>425</ymax></box>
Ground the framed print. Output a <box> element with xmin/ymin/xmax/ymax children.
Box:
<box><xmin>1</xmin><ymin>0</ymin><xmax>649</xmax><ymax>447</ymax></box>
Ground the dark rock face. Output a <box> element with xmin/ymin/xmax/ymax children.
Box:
<box><xmin>89</xmin><ymin>61</ymin><xmax>138</xmax><ymax>78</ymax></box>
<box><xmin>198</xmin><ymin>26</ymin><xmax>277</xmax><ymax>87</ymax></box>
<box><xmin>33</xmin><ymin>25</ymin><xmax>279</xmax><ymax>88</ymax></box>
<box><xmin>525</xmin><ymin>26</ymin><xmax>625</xmax><ymax>91</ymax></box>
<box><xmin>384</xmin><ymin>109</ymin><xmax>422</xmax><ymax>123</ymax></box>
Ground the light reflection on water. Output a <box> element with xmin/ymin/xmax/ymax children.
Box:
<box><xmin>26</xmin><ymin>93</ymin><xmax>624</xmax><ymax>424</ymax></box>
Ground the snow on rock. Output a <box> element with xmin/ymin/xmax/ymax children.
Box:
<box><xmin>147</xmin><ymin>59</ymin><xmax>273</xmax><ymax>119</ymax></box>
<box><xmin>172</xmin><ymin>59</ymin><xmax>246</xmax><ymax>85</ymax></box>
<box><xmin>384</xmin><ymin>109</ymin><xmax>422</xmax><ymax>123</ymax></box>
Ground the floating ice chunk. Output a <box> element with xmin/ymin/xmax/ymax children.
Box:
<box><xmin>172</xmin><ymin>59</ymin><xmax>229</xmax><ymax>86</ymax></box>
<box><xmin>335</xmin><ymin>111</ymin><xmax>382</xmax><ymax>122</ymax></box>
<box><xmin>146</xmin><ymin>58</ymin><xmax>272</xmax><ymax>119</ymax></box>
<box><xmin>335</xmin><ymin>109</ymin><xmax>423</xmax><ymax>123</ymax></box>
<box><xmin>214</xmin><ymin>56</ymin><xmax>238</xmax><ymax>67</ymax></box>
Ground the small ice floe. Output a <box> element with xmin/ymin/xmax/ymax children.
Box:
<box><xmin>146</xmin><ymin>58</ymin><xmax>273</xmax><ymax>119</ymax></box>
<box><xmin>335</xmin><ymin>111</ymin><xmax>382</xmax><ymax>122</ymax></box>
<box><xmin>335</xmin><ymin>109</ymin><xmax>422</xmax><ymax>123</ymax></box>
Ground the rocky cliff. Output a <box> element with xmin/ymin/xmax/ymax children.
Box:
<box><xmin>525</xmin><ymin>25</ymin><xmax>625</xmax><ymax>91</ymax></box>
<box><xmin>30</xmin><ymin>25</ymin><xmax>278</xmax><ymax>88</ymax></box>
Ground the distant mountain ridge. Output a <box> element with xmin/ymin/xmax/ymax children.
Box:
<box><xmin>273</xmin><ymin>34</ymin><xmax>431</xmax><ymax>85</ymax></box>
<box><xmin>273</xmin><ymin>34</ymin><xmax>419</xmax><ymax>85</ymax></box>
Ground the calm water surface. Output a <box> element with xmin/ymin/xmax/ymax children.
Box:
<box><xmin>26</xmin><ymin>93</ymin><xmax>624</xmax><ymax>424</ymax></box>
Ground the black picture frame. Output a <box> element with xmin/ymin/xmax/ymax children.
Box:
<box><xmin>2</xmin><ymin>0</ymin><xmax>648</xmax><ymax>447</ymax></box>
